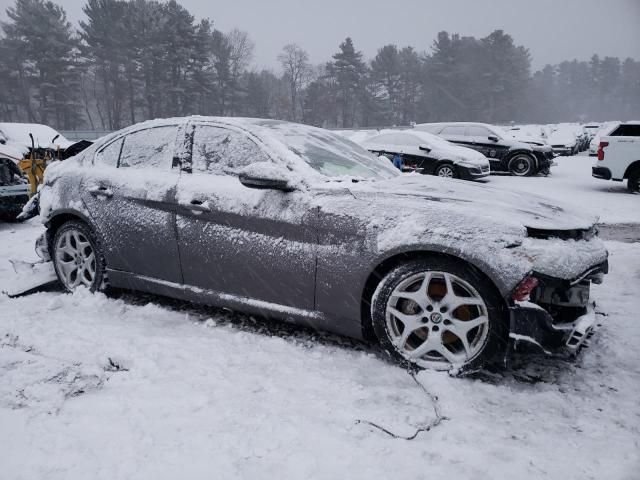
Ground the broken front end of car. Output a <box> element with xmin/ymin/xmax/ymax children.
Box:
<box><xmin>508</xmin><ymin>227</ymin><xmax>608</xmax><ymax>355</ymax></box>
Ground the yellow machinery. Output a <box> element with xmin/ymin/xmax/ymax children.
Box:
<box><xmin>16</xmin><ymin>134</ymin><xmax>60</xmax><ymax>197</ymax></box>
<box><xmin>18</xmin><ymin>157</ymin><xmax>48</xmax><ymax>196</ymax></box>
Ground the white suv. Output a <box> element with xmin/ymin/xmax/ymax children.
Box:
<box><xmin>592</xmin><ymin>122</ymin><xmax>640</xmax><ymax>193</ymax></box>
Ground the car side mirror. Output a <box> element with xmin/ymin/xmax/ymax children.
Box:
<box><xmin>238</xmin><ymin>162</ymin><xmax>295</xmax><ymax>192</ymax></box>
<box><xmin>488</xmin><ymin>135</ymin><xmax>499</xmax><ymax>142</ymax></box>
<box><xmin>418</xmin><ymin>144</ymin><xmax>432</xmax><ymax>153</ymax></box>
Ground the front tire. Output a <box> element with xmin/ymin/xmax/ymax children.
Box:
<box><xmin>508</xmin><ymin>154</ymin><xmax>535</xmax><ymax>176</ymax></box>
<box><xmin>435</xmin><ymin>163</ymin><xmax>457</xmax><ymax>178</ymax></box>
<box><xmin>52</xmin><ymin>220</ymin><xmax>106</xmax><ymax>292</ymax></box>
<box><xmin>371</xmin><ymin>258</ymin><xmax>508</xmax><ymax>371</ymax></box>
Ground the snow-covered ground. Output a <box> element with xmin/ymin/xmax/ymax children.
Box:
<box><xmin>1</xmin><ymin>154</ymin><xmax>639</xmax><ymax>479</ymax></box>
<box><xmin>488</xmin><ymin>154</ymin><xmax>638</xmax><ymax>225</ymax></box>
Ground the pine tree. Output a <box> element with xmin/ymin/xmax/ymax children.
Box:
<box><xmin>80</xmin><ymin>0</ymin><xmax>129</xmax><ymax>129</ymax></box>
<box><xmin>371</xmin><ymin>45</ymin><xmax>401</xmax><ymax>123</ymax></box>
<box><xmin>326</xmin><ymin>37</ymin><xmax>367</xmax><ymax>127</ymax></box>
<box><xmin>1</xmin><ymin>0</ymin><xmax>83</xmax><ymax>128</ymax></box>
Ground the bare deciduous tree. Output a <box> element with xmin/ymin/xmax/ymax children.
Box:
<box><xmin>227</xmin><ymin>28</ymin><xmax>255</xmax><ymax>77</ymax></box>
<box><xmin>278</xmin><ymin>43</ymin><xmax>311</xmax><ymax>121</ymax></box>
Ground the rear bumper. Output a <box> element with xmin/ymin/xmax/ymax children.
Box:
<box><xmin>592</xmin><ymin>166</ymin><xmax>612</xmax><ymax>180</ymax></box>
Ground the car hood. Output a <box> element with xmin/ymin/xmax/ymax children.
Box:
<box><xmin>432</xmin><ymin>144</ymin><xmax>488</xmax><ymax>166</ymax></box>
<box><xmin>347</xmin><ymin>174</ymin><xmax>597</xmax><ymax>232</ymax></box>
<box><xmin>548</xmin><ymin>133</ymin><xmax>576</xmax><ymax>146</ymax></box>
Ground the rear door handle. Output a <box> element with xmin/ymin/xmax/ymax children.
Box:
<box><xmin>88</xmin><ymin>185</ymin><xmax>113</xmax><ymax>198</ymax></box>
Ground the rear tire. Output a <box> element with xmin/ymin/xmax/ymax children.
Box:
<box><xmin>52</xmin><ymin>220</ymin><xmax>106</xmax><ymax>292</ymax></box>
<box><xmin>508</xmin><ymin>154</ymin><xmax>535</xmax><ymax>176</ymax></box>
<box><xmin>628</xmin><ymin>170</ymin><xmax>640</xmax><ymax>193</ymax></box>
<box><xmin>371</xmin><ymin>257</ymin><xmax>508</xmax><ymax>371</ymax></box>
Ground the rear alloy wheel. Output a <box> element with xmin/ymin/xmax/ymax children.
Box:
<box><xmin>372</xmin><ymin>258</ymin><xmax>507</xmax><ymax>371</ymax></box>
<box><xmin>508</xmin><ymin>154</ymin><xmax>535</xmax><ymax>176</ymax></box>
<box><xmin>435</xmin><ymin>164</ymin><xmax>456</xmax><ymax>178</ymax></box>
<box><xmin>627</xmin><ymin>170</ymin><xmax>640</xmax><ymax>193</ymax></box>
<box><xmin>53</xmin><ymin>220</ymin><xmax>105</xmax><ymax>292</ymax></box>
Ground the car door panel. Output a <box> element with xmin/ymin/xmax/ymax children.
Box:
<box><xmin>464</xmin><ymin>126</ymin><xmax>509</xmax><ymax>169</ymax></box>
<box><xmin>81</xmin><ymin>124</ymin><xmax>183</xmax><ymax>283</ymax></box>
<box><xmin>175</xmin><ymin>123</ymin><xmax>316</xmax><ymax>311</ymax></box>
<box><xmin>309</xmin><ymin>193</ymin><xmax>373</xmax><ymax>337</ymax></box>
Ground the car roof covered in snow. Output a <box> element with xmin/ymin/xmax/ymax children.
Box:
<box><xmin>90</xmin><ymin>116</ymin><xmax>399</xmax><ymax>181</ymax></box>
<box><xmin>0</xmin><ymin>123</ymin><xmax>72</xmax><ymax>150</ymax></box>
<box><xmin>364</xmin><ymin>129</ymin><xmax>454</xmax><ymax>150</ymax></box>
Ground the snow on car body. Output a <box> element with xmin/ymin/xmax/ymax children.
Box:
<box><xmin>37</xmin><ymin>116</ymin><xmax>608</xmax><ymax>370</ymax></box>
<box><xmin>0</xmin><ymin>123</ymin><xmax>73</xmax><ymax>162</ymax></box>
<box><xmin>361</xmin><ymin>130</ymin><xmax>490</xmax><ymax>180</ymax></box>
<box><xmin>547</xmin><ymin>124</ymin><xmax>587</xmax><ymax>156</ymax></box>
<box><xmin>507</xmin><ymin>125</ymin><xmax>551</xmax><ymax>147</ymax></box>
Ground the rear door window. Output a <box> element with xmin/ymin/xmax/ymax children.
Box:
<box><xmin>191</xmin><ymin>125</ymin><xmax>270</xmax><ymax>175</ymax></box>
<box><xmin>467</xmin><ymin>126</ymin><xmax>492</xmax><ymax>137</ymax></box>
<box><xmin>610</xmin><ymin>125</ymin><xmax>640</xmax><ymax>137</ymax></box>
<box><xmin>119</xmin><ymin>126</ymin><xmax>178</xmax><ymax>169</ymax></box>
<box><xmin>440</xmin><ymin>126</ymin><xmax>467</xmax><ymax>136</ymax></box>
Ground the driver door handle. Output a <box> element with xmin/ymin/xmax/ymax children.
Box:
<box><xmin>87</xmin><ymin>185</ymin><xmax>113</xmax><ymax>198</ymax></box>
<box><xmin>180</xmin><ymin>199</ymin><xmax>211</xmax><ymax>213</ymax></box>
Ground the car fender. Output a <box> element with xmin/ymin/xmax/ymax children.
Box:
<box><xmin>623</xmin><ymin>160</ymin><xmax>640</xmax><ymax>179</ymax></box>
<box><xmin>43</xmin><ymin>207</ymin><xmax>98</xmax><ymax>247</ymax></box>
<box><xmin>363</xmin><ymin>241</ymin><xmax>530</xmax><ymax>300</ymax></box>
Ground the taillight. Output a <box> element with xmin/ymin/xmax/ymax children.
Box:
<box><xmin>597</xmin><ymin>141</ymin><xmax>609</xmax><ymax>161</ymax></box>
<box><xmin>512</xmin><ymin>276</ymin><xmax>539</xmax><ymax>302</ymax></box>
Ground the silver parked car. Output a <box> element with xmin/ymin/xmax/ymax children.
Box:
<box><xmin>37</xmin><ymin>116</ymin><xmax>608</xmax><ymax>370</ymax></box>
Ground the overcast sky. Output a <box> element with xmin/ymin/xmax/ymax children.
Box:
<box><xmin>1</xmin><ymin>0</ymin><xmax>639</xmax><ymax>71</ymax></box>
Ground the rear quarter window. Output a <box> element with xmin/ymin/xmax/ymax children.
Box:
<box><xmin>94</xmin><ymin>138</ymin><xmax>124</xmax><ymax>167</ymax></box>
<box><xmin>119</xmin><ymin>126</ymin><xmax>178</xmax><ymax>169</ymax></box>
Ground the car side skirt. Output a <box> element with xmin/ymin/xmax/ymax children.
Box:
<box><xmin>106</xmin><ymin>269</ymin><xmax>363</xmax><ymax>338</ymax></box>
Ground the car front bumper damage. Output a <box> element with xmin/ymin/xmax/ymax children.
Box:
<box><xmin>508</xmin><ymin>261</ymin><xmax>607</xmax><ymax>355</ymax></box>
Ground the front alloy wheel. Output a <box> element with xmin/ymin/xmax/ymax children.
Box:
<box><xmin>53</xmin><ymin>221</ymin><xmax>104</xmax><ymax>292</ymax></box>
<box><xmin>372</xmin><ymin>259</ymin><xmax>506</xmax><ymax>370</ymax></box>
<box><xmin>435</xmin><ymin>164</ymin><xmax>456</xmax><ymax>178</ymax></box>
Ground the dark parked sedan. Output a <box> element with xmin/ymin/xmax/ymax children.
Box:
<box><xmin>416</xmin><ymin>122</ymin><xmax>555</xmax><ymax>176</ymax></box>
<box><xmin>37</xmin><ymin>117</ymin><xmax>607</xmax><ymax>370</ymax></box>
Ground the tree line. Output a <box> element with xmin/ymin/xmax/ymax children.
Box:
<box><xmin>1</xmin><ymin>0</ymin><xmax>638</xmax><ymax>132</ymax></box>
